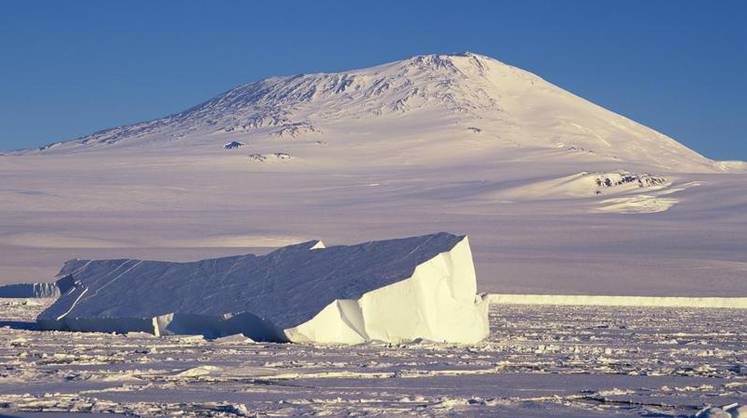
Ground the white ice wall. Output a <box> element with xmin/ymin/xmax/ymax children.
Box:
<box><xmin>36</xmin><ymin>234</ymin><xmax>489</xmax><ymax>344</ymax></box>
<box><xmin>284</xmin><ymin>237</ymin><xmax>489</xmax><ymax>344</ymax></box>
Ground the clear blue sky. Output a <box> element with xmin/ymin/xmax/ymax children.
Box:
<box><xmin>1</xmin><ymin>1</ymin><xmax>745</xmax><ymax>160</ymax></box>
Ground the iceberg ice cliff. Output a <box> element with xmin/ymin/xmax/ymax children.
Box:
<box><xmin>0</xmin><ymin>274</ymin><xmax>75</xmax><ymax>298</ymax></box>
<box><xmin>0</xmin><ymin>282</ymin><xmax>60</xmax><ymax>298</ymax></box>
<box><xmin>37</xmin><ymin>233</ymin><xmax>489</xmax><ymax>344</ymax></box>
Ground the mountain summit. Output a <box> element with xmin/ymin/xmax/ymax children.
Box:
<box><xmin>31</xmin><ymin>53</ymin><xmax>722</xmax><ymax>172</ymax></box>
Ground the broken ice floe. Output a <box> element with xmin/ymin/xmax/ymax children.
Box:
<box><xmin>36</xmin><ymin>233</ymin><xmax>489</xmax><ymax>344</ymax></box>
<box><xmin>3</xmin><ymin>302</ymin><xmax>746</xmax><ymax>416</ymax></box>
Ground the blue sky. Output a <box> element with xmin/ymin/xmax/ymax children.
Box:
<box><xmin>1</xmin><ymin>1</ymin><xmax>745</xmax><ymax>160</ymax></box>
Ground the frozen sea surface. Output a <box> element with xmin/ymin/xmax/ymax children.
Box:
<box><xmin>1</xmin><ymin>298</ymin><xmax>745</xmax><ymax>417</ymax></box>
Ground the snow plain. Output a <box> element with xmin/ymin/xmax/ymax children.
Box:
<box><xmin>1</xmin><ymin>53</ymin><xmax>745</xmax><ymax>297</ymax></box>
<box><xmin>1</xmin><ymin>298</ymin><xmax>746</xmax><ymax>417</ymax></box>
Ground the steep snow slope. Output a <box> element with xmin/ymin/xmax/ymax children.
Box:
<box><xmin>1</xmin><ymin>53</ymin><xmax>746</xmax><ymax>296</ymax></box>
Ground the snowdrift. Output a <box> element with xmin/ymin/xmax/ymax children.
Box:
<box><xmin>36</xmin><ymin>233</ymin><xmax>489</xmax><ymax>344</ymax></box>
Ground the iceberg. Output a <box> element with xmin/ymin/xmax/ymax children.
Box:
<box><xmin>36</xmin><ymin>233</ymin><xmax>489</xmax><ymax>344</ymax></box>
<box><xmin>0</xmin><ymin>274</ymin><xmax>75</xmax><ymax>298</ymax></box>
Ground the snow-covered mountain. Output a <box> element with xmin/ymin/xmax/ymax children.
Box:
<box><xmin>2</xmin><ymin>53</ymin><xmax>746</xmax><ymax>297</ymax></box>
<box><xmin>29</xmin><ymin>52</ymin><xmax>726</xmax><ymax>173</ymax></box>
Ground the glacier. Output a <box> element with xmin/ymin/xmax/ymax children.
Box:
<box><xmin>36</xmin><ymin>232</ymin><xmax>489</xmax><ymax>344</ymax></box>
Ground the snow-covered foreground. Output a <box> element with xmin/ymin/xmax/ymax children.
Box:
<box><xmin>1</xmin><ymin>298</ymin><xmax>745</xmax><ymax>417</ymax></box>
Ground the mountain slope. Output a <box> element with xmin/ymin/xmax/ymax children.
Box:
<box><xmin>29</xmin><ymin>53</ymin><xmax>719</xmax><ymax>172</ymax></box>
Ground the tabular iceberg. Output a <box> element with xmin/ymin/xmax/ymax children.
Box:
<box><xmin>37</xmin><ymin>233</ymin><xmax>489</xmax><ymax>344</ymax></box>
<box><xmin>0</xmin><ymin>274</ymin><xmax>75</xmax><ymax>298</ymax></box>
